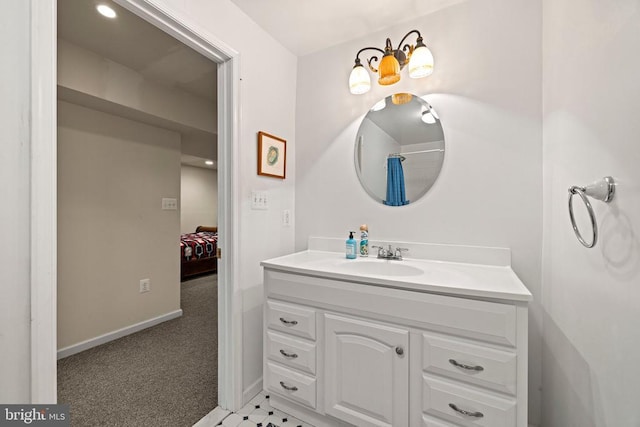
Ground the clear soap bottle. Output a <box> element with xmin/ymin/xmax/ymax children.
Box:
<box><xmin>359</xmin><ymin>224</ymin><xmax>369</xmax><ymax>257</ymax></box>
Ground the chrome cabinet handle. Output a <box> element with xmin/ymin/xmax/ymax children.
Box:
<box><xmin>279</xmin><ymin>349</ymin><xmax>299</xmax><ymax>359</ymax></box>
<box><xmin>395</xmin><ymin>346</ymin><xmax>404</xmax><ymax>356</ymax></box>
<box><xmin>279</xmin><ymin>381</ymin><xmax>298</xmax><ymax>391</ymax></box>
<box><xmin>449</xmin><ymin>403</ymin><xmax>484</xmax><ymax>418</ymax></box>
<box><xmin>449</xmin><ymin>359</ymin><xmax>484</xmax><ymax>372</ymax></box>
<box><xmin>279</xmin><ymin>317</ymin><xmax>298</xmax><ymax>326</ymax></box>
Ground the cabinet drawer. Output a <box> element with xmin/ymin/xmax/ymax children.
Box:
<box><xmin>422</xmin><ymin>332</ymin><xmax>517</xmax><ymax>395</ymax></box>
<box><xmin>266</xmin><ymin>330</ymin><xmax>316</xmax><ymax>375</ymax></box>
<box><xmin>422</xmin><ymin>374</ymin><xmax>516</xmax><ymax>427</ymax></box>
<box><xmin>266</xmin><ymin>299</ymin><xmax>316</xmax><ymax>340</ymax></box>
<box><xmin>265</xmin><ymin>362</ymin><xmax>316</xmax><ymax>409</ymax></box>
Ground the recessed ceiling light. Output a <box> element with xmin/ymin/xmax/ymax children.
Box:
<box><xmin>205</xmin><ymin>160</ymin><xmax>214</xmax><ymax>166</ymax></box>
<box><xmin>96</xmin><ymin>4</ymin><xmax>117</xmax><ymax>19</ymax></box>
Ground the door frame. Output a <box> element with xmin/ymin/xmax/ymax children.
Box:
<box><xmin>30</xmin><ymin>0</ymin><xmax>243</xmax><ymax>410</ymax></box>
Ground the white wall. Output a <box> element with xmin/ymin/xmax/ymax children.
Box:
<box><xmin>181</xmin><ymin>165</ymin><xmax>218</xmax><ymax>234</ymax></box>
<box><xmin>542</xmin><ymin>0</ymin><xmax>640</xmax><ymax>425</ymax></box>
<box><xmin>295</xmin><ymin>0</ymin><xmax>543</xmax><ymax>423</ymax></box>
<box><xmin>0</xmin><ymin>1</ymin><xmax>31</xmax><ymax>403</ymax></box>
<box><xmin>57</xmin><ymin>101</ymin><xmax>181</xmax><ymax>350</ymax></box>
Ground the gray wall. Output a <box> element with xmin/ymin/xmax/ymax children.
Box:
<box><xmin>181</xmin><ymin>165</ymin><xmax>218</xmax><ymax>234</ymax></box>
<box><xmin>57</xmin><ymin>101</ymin><xmax>181</xmax><ymax>350</ymax></box>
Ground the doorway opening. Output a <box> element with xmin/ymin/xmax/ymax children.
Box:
<box><xmin>30</xmin><ymin>0</ymin><xmax>242</xmax><ymax>418</ymax></box>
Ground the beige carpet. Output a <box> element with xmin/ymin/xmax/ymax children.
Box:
<box><xmin>57</xmin><ymin>274</ymin><xmax>218</xmax><ymax>426</ymax></box>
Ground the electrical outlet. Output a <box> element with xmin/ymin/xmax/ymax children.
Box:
<box><xmin>283</xmin><ymin>209</ymin><xmax>291</xmax><ymax>227</ymax></box>
<box><xmin>139</xmin><ymin>278</ymin><xmax>151</xmax><ymax>293</ymax></box>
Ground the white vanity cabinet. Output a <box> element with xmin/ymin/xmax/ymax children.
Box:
<box><xmin>262</xmin><ymin>250</ymin><xmax>531</xmax><ymax>427</ymax></box>
<box><xmin>324</xmin><ymin>313</ymin><xmax>409</xmax><ymax>427</ymax></box>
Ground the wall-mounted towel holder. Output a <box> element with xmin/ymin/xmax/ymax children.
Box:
<box><xmin>568</xmin><ymin>176</ymin><xmax>615</xmax><ymax>248</ymax></box>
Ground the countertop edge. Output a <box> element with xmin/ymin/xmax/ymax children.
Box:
<box><xmin>261</xmin><ymin>258</ymin><xmax>533</xmax><ymax>303</ymax></box>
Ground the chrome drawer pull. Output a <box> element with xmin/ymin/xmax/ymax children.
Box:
<box><xmin>449</xmin><ymin>403</ymin><xmax>484</xmax><ymax>418</ymax></box>
<box><xmin>449</xmin><ymin>359</ymin><xmax>484</xmax><ymax>372</ymax></box>
<box><xmin>279</xmin><ymin>349</ymin><xmax>299</xmax><ymax>359</ymax></box>
<box><xmin>279</xmin><ymin>317</ymin><xmax>298</xmax><ymax>326</ymax></box>
<box><xmin>279</xmin><ymin>381</ymin><xmax>298</xmax><ymax>391</ymax></box>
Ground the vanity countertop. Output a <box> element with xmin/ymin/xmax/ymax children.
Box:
<box><xmin>261</xmin><ymin>250</ymin><xmax>532</xmax><ymax>302</ymax></box>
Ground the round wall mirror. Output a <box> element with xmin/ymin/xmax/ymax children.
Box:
<box><xmin>354</xmin><ymin>93</ymin><xmax>445</xmax><ymax>206</ymax></box>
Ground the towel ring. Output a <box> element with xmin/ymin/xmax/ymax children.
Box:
<box><xmin>568</xmin><ymin>176</ymin><xmax>615</xmax><ymax>248</ymax></box>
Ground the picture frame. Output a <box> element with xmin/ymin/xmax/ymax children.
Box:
<box><xmin>257</xmin><ymin>131</ymin><xmax>287</xmax><ymax>179</ymax></box>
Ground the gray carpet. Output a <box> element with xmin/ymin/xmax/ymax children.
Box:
<box><xmin>58</xmin><ymin>274</ymin><xmax>218</xmax><ymax>426</ymax></box>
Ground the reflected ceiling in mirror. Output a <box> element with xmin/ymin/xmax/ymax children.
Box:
<box><xmin>354</xmin><ymin>93</ymin><xmax>444</xmax><ymax>206</ymax></box>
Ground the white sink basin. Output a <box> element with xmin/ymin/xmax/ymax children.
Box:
<box><xmin>337</xmin><ymin>260</ymin><xmax>423</xmax><ymax>276</ymax></box>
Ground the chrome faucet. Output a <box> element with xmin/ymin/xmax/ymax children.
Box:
<box><xmin>371</xmin><ymin>245</ymin><xmax>409</xmax><ymax>260</ymax></box>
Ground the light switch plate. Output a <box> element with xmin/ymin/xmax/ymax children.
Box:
<box><xmin>283</xmin><ymin>209</ymin><xmax>291</xmax><ymax>226</ymax></box>
<box><xmin>251</xmin><ymin>190</ymin><xmax>268</xmax><ymax>210</ymax></box>
<box><xmin>162</xmin><ymin>198</ymin><xmax>177</xmax><ymax>210</ymax></box>
<box><xmin>139</xmin><ymin>278</ymin><xmax>151</xmax><ymax>293</ymax></box>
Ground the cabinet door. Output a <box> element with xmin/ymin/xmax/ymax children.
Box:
<box><xmin>325</xmin><ymin>313</ymin><xmax>409</xmax><ymax>427</ymax></box>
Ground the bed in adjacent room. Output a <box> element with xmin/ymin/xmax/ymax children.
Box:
<box><xmin>180</xmin><ymin>226</ymin><xmax>218</xmax><ymax>281</ymax></box>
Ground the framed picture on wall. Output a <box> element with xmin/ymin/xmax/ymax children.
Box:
<box><xmin>258</xmin><ymin>131</ymin><xmax>287</xmax><ymax>179</ymax></box>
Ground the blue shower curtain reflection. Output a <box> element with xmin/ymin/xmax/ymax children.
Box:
<box><xmin>384</xmin><ymin>157</ymin><xmax>409</xmax><ymax>206</ymax></box>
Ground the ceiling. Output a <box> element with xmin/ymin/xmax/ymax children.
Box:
<box><xmin>58</xmin><ymin>0</ymin><xmax>218</xmax><ymax>169</ymax></box>
<box><xmin>229</xmin><ymin>0</ymin><xmax>465</xmax><ymax>56</ymax></box>
<box><xmin>58</xmin><ymin>0</ymin><xmax>217</xmax><ymax>101</ymax></box>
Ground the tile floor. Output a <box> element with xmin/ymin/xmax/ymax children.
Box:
<box><xmin>217</xmin><ymin>392</ymin><xmax>314</xmax><ymax>427</ymax></box>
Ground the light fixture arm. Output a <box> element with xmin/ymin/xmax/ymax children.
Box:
<box><xmin>354</xmin><ymin>46</ymin><xmax>385</xmax><ymax>73</ymax></box>
<box><xmin>396</xmin><ymin>29</ymin><xmax>422</xmax><ymax>53</ymax></box>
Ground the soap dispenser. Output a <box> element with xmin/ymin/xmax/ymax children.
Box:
<box><xmin>346</xmin><ymin>231</ymin><xmax>357</xmax><ymax>259</ymax></box>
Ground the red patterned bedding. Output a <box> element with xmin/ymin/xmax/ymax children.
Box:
<box><xmin>180</xmin><ymin>232</ymin><xmax>218</xmax><ymax>262</ymax></box>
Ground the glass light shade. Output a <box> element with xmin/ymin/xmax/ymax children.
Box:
<box><xmin>378</xmin><ymin>54</ymin><xmax>401</xmax><ymax>85</ymax></box>
<box><xmin>408</xmin><ymin>45</ymin><xmax>434</xmax><ymax>78</ymax></box>
<box><xmin>422</xmin><ymin>110</ymin><xmax>436</xmax><ymax>124</ymax></box>
<box><xmin>392</xmin><ymin>93</ymin><xmax>412</xmax><ymax>105</ymax></box>
<box><xmin>349</xmin><ymin>64</ymin><xmax>371</xmax><ymax>94</ymax></box>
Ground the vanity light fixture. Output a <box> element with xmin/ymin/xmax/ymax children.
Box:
<box><xmin>349</xmin><ymin>30</ymin><xmax>434</xmax><ymax>95</ymax></box>
<box><xmin>96</xmin><ymin>4</ymin><xmax>117</xmax><ymax>19</ymax></box>
<box><xmin>205</xmin><ymin>160</ymin><xmax>214</xmax><ymax>166</ymax></box>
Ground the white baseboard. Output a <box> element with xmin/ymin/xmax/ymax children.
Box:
<box><xmin>192</xmin><ymin>406</ymin><xmax>230</xmax><ymax>427</ymax></box>
<box><xmin>57</xmin><ymin>309</ymin><xmax>183</xmax><ymax>359</ymax></box>
<box><xmin>242</xmin><ymin>377</ymin><xmax>263</xmax><ymax>405</ymax></box>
